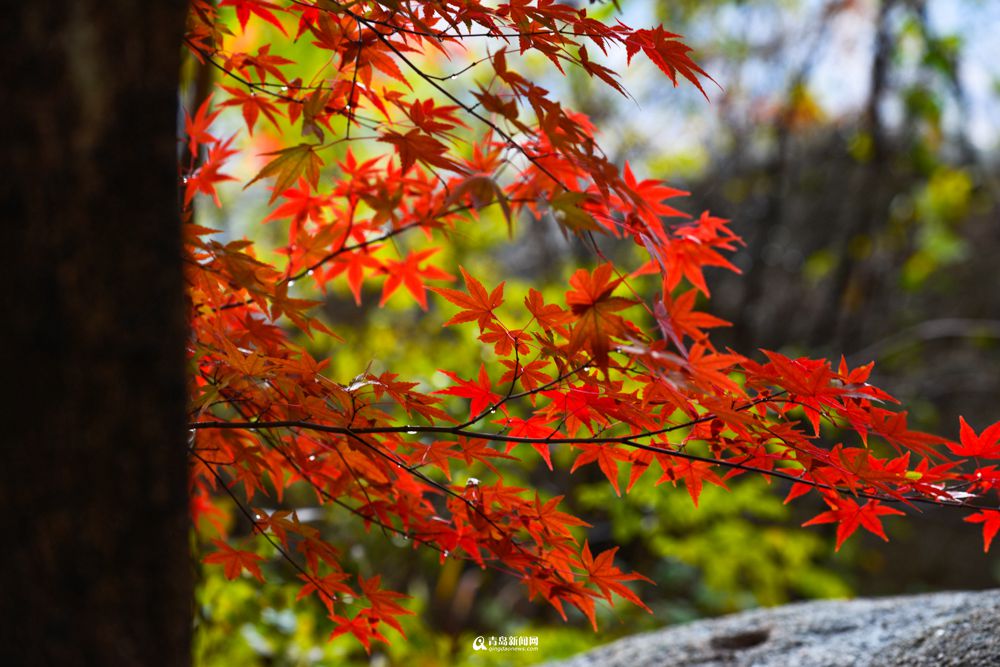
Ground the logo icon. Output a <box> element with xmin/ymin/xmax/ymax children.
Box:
<box><xmin>472</xmin><ymin>636</ymin><xmax>487</xmax><ymax>651</ymax></box>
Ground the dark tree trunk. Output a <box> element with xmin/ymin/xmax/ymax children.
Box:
<box><xmin>2</xmin><ymin>2</ymin><xmax>190</xmax><ymax>665</ymax></box>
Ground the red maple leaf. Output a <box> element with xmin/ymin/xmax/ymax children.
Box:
<box><xmin>949</xmin><ymin>417</ymin><xmax>1000</xmax><ymax>458</ymax></box>
<box><xmin>185</xmin><ymin>136</ymin><xmax>238</xmax><ymax>206</ymax></box>
<box><xmin>624</xmin><ymin>27</ymin><xmax>715</xmax><ymax>99</ymax></box>
<box><xmin>327</xmin><ymin>611</ymin><xmax>387</xmax><ymax>653</ymax></box>
<box><xmin>437</xmin><ymin>364</ymin><xmax>501</xmax><ymax>418</ymax></box>
<box><xmin>571</xmin><ymin>442</ymin><xmax>630</xmax><ymax>496</ymax></box>
<box><xmin>379</xmin><ymin>248</ymin><xmax>454</xmax><ymax>309</ymax></box>
<box><xmin>219</xmin><ymin>84</ymin><xmax>283</xmax><ymax>135</ymax></box>
<box><xmin>220</xmin><ymin>0</ymin><xmax>288</xmax><ymax>35</ymax></box>
<box><xmin>203</xmin><ymin>539</ymin><xmax>265</xmax><ymax>581</ymax></box>
<box><xmin>656</xmin><ymin>458</ymin><xmax>727</xmax><ymax>507</ymax></box>
<box><xmin>580</xmin><ymin>541</ymin><xmax>652</xmax><ymax>611</ymax></box>
<box><xmin>803</xmin><ymin>496</ymin><xmax>905</xmax><ymax>551</ymax></box>
<box><xmin>183</xmin><ymin>94</ymin><xmax>221</xmax><ymax>155</ymax></box>
<box><xmin>431</xmin><ymin>266</ymin><xmax>504</xmax><ymax>330</ymax></box>
<box><xmin>565</xmin><ymin>264</ymin><xmax>637</xmax><ymax>370</ymax></box>
<box><xmin>965</xmin><ymin>510</ymin><xmax>1000</xmax><ymax>552</ymax></box>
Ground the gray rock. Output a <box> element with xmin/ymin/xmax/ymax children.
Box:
<box><xmin>545</xmin><ymin>590</ymin><xmax>1000</xmax><ymax>667</ymax></box>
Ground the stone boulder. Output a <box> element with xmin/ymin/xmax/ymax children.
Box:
<box><xmin>545</xmin><ymin>589</ymin><xmax>1000</xmax><ymax>667</ymax></box>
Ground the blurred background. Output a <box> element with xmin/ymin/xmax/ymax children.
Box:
<box><xmin>190</xmin><ymin>0</ymin><xmax>1000</xmax><ymax>664</ymax></box>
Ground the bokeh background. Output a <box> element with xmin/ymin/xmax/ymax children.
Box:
<box><xmin>187</xmin><ymin>0</ymin><xmax>1000</xmax><ymax>664</ymax></box>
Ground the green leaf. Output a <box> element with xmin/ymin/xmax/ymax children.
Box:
<box><xmin>246</xmin><ymin>143</ymin><xmax>324</xmax><ymax>202</ymax></box>
<box><xmin>550</xmin><ymin>191</ymin><xmax>600</xmax><ymax>234</ymax></box>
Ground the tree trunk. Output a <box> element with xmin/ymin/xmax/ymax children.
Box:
<box><xmin>2</xmin><ymin>2</ymin><xmax>190</xmax><ymax>665</ymax></box>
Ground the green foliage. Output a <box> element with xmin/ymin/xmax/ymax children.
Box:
<box><xmin>902</xmin><ymin>167</ymin><xmax>973</xmax><ymax>289</ymax></box>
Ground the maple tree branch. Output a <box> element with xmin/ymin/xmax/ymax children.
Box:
<box><xmin>185</xmin><ymin>39</ymin><xmax>290</xmax><ymax>101</ymax></box>
<box><xmin>193</xmin><ymin>373</ymin><xmax>591</xmax><ymax>581</ymax></box>
<box><xmin>455</xmin><ymin>358</ymin><xmax>592</xmax><ymax>430</ymax></box>
<box><xmin>174</xmin><ymin>0</ymin><xmax>1000</xmax><ymax>637</ymax></box>
<box><xmin>289</xmin><ymin>0</ymin><xmax>626</xmax><ymax>41</ymax></box>
<box><xmin>189</xmin><ymin>415</ymin><xmax>993</xmax><ymax>512</ymax></box>
<box><xmin>198</xmin><ymin>378</ymin><xmax>545</xmax><ymax>579</ymax></box>
<box><xmin>183</xmin><ymin>37</ymin><xmax>385</xmax><ymax>128</ymax></box>
<box><xmin>191</xmin><ymin>449</ymin><xmax>343</xmax><ymax>607</ymax></box>
<box><xmin>345</xmin><ymin>17</ymin><xmax>364</xmax><ymax>139</ymax></box>
<box><xmin>298</xmin><ymin>472</ymin><xmax>527</xmax><ymax>580</ymax></box>
<box><xmin>344</xmin><ymin>10</ymin><xmax>573</xmax><ymax>192</ymax></box>
<box><xmin>337</xmin><ymin>427</ymin><xmax>559</xmax><ymax>570</ymax></box>
<box><xmin>266</xmin><ymin>418</ymin><xmax>590</xmax><ymax>581</ymax></box>
<box><xmin>212</xmin><ymin>196</ymin><xmax>538</xmax><ymax>310</ymax></box>
<box><xmin>231</xmin><ymin>410</ymin><xmax>563</xmax><ymax>584</ymax></box>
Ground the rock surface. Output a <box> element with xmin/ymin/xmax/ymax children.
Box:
<box><xmin>545</xmin><ymin>589</ymin><xmax>1000</xmax><ymax>667</ymax></box>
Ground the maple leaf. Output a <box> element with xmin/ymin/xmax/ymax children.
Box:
<box><xmin>410</xmin><ymin>440</ymin><xmax>462</xmax><ymax>478</ymax></box>
<box><xmin>625</xmin><ymin>27</ymin><xmax>714</xmax><ymax>99</ymax></box>
<box><xmin>367</xmin><ymin>50</ymin><xmax>411</xmax><ymax>89</ymax></box>
<box><xmin>244</xmin><ymin>44</ymin><xmax>295</xmax><ymax>83</ymax></box>
<box><xmin>684</xmin><ymin>344</ymin><xmax>744</xmax><ymax>396</ymax></box>
<box><xmin>866</xmin><ymin>407</ymin><xmax>948</xmax><ymax>459</ymax></box>
<box><xmin>247</xmin><ymin>143</ymin><xmax>325</xmax><ymax>203</ymax></box>
<box><xmin>621</xmin><ymin>161</ymin><xmax>689</xmax><ymax>226</ymax></box>
<box><xmin>408</xmin><ymin>99</ymin><xmax>467</xmax><ymax>134</ymax></box>
<box><xmin>527</xmin><ymin>495</ymin><xmax>590</xmax><ymax>544</ymax></box>
<box><xmin>263</xmin><ymin>177</ymin><xmax>329</xmax><ymax>238</ymax></box>
<box><xmin>185</xmin><ymin>136</ymin><xmax>238</xmax><ymax>206</ymax></box>
<box><xmin>658</xmin><ymin>288</ymin><xmax>730</xmax><ymax>347</ymax></box>
<box><xmin>571</xmin><ymin>442</ymin><xmax>630</xmax><ymax>496</ymax></box>
<box><xmin>966</xmin><ymin>465</ymin><xmax>1000</xmax><ymax>494</ymax></box>
<box><xmin>219</xmin><ymin>85</ymin><xmax>283</xmax><ymax>135</ymax></box>
<box><xmin>221</xmin><ymin>0</ymin><xmax>288</xmax><ymax>35</ymax></box>
<box><xmin>328</xmin><ymin>611</ymin><xmax>388</xmax><ymax>653</ymax></box>
<box><xmin>565</xmin><ymin>264</ymin><xmax>637</xmax><ymax>370</ymax></box>
<box><xmin>378</xmin><ymin>248</ymin><xmax>454</xmax><ymax>309</ymax></box>
<box><xmin>326</xmin><ymin>247</ymin><xmax>385</xmax><ymax>306</ymax></box>
<box><xmin>949</xmin><ymin>417</ymin><xmax>1000</xmax><ymax>458</ymax></box>
<box><xmin>541</xmin><ymin>384</ymin><xmax>617</xmax><ymax>435</ymax></box>
<box><xmin>430</xmin><ymin>266</ymin><xmax>504</xmax><ymax>330</ymax></box>
<box><xmin>479</xmin><ymin>323</ymin><xmax>529</xmax><ymax>357</ymax></box>
<box><xmin>358</xmin><ymin>574</ymin><xmax>413</xmax><ymax>635</ymax></box>
<box><xmin>965</xmin><ymin>510</ymin><xmax>1000</xmax><ymax>552</ymax></box>
<box><xmin>296</xmin><ymin>571</ymin><xmax>353</xmax><ymax>613</ymax></box>
<box><xmin>446</xmin><ymin>173</ymin><xmax>513</xmax><ymax>232</ymax></box>
<box><xmin>203</xmin><ymin>539</ymin><xmax>265</xmax><ymax>581</ymax></box>
<box><xmin>580</xmin><ymin>541</ymin><xmax>652</xmax><ymax>611</ymax></box>
<box><xmin>803</xmin><ymin>496</ymin><xmax>905</xmax><ymax>551</ymax></box>
<box><xmin>436</xmin><ymin>365</ymin><xmax>501</xmax><ymax>418</ymax></box>
<box><xmin>184</xmin><ymin>94</ymin><xmax>221</xmax><ymax>155</ymax></box>
<box><xmin>661</xmin><ymin>213</ymin><xmax>741</xmax><ymax>296</ymax></box>
<box><xmin>378</xmin><ymin>129</ymin><xmax>466</xmax><ymax>174</ymax></box>
<box><xmin>501</xmin><ymin>415</ymin><xmax>557</xmax><ymax>468</ymax></box>
<box><xmin>577</xmin><ymin>44</ymin><xmax>627</xmax><ymax>95</ymax></box>
<box><xmin>656</xmin><ymin>458</ymin><xmax>727</xmax><ymax>507</ymax></box>
<box><xmin>525</xmin><ymin>288</ymin><xmax>573</xmax><ymax>330</ymax></box>
<box><xmin>190</xmin><ymin>486</ymin><xmax>227</xmax><ymax>535</ymax></box>
<box><xmin>550</xmin><ymin>190</ymin><xmax>601</xmax><ymax>233</ymax></box>
<box><xmin>499</xmin><ymin>359</ymin><xmax>551</xmax><ymax>394</ymax></box>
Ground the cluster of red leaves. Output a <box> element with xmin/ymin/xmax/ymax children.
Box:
<box><xmin>181</xmin><ymin>0</ymin><xmax>999</xmax><ymax>652</ymax></box>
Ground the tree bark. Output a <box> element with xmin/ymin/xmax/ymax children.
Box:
<box><xmin>2</xmin><ymin>2</ymin><xmax>190</xmax><ymax>665</ymax></box>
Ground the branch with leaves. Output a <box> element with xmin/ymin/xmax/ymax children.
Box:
<box><xmin>181</xmin><ymin>0</ymin><xmax>1000</xmax><ymax>654</ymax></box>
